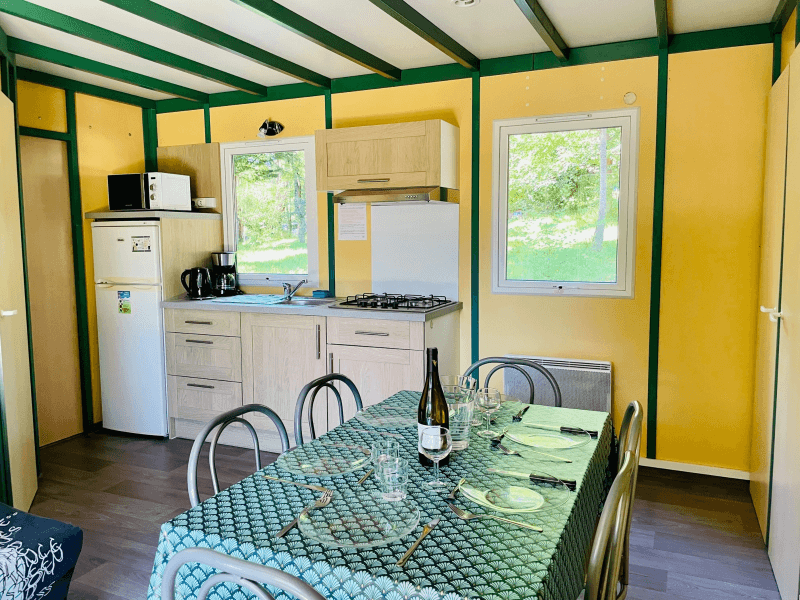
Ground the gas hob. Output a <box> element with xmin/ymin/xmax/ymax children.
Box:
<box><xmin>333</xmin><ymin>293</ymin><xmax>455</xmax><ymax>313</ymax></box>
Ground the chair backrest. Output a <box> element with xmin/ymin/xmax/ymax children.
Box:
<box><xmin>615</xmin><ymin>401</ymin><xmax>642</xmax><ymax>598</ymax></box>
<box><xmin>585</xmin><ymin>451</ymin><xmax>635</xmax><ymax>600</ymax></box>
<box><xmin>161</xmin><ymin>547</ymin><xmax>326</xmax><ymax>600</ymax></box>
<box><xmin>294</xmin><ymin>373</ymin><xmax>363</xmax><ymax>446</ymax></box>
<box><xmin>463</xmin><ymin>356</ymin><xmax>563</xmax><ymax>407</ymax></box>
<box><xmin>188</xmin><ymin>405</ymin><xmax>289</xmax><ymax>508</ymax></box>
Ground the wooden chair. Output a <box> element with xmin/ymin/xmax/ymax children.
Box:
<box><xmin>293</xmin><ymin>373</ymin><xmax>363</xmax><ymax>446</ymax></box>
<box><xmin>615</xmin><ymin>401</ymin><xmax>643</xmax><ymax>600</ymax></box>
<box><xmin>188</xmin><ymin>405</ymin><xmax>289</xmax><ymax>507</ymax></box>
<box><xmin>585</xmin><ymin>451</ymin><xmax>636</xmax><ymax>600</ymax></box>
<box><xmin>161</xmin><ymin>547</ymin><xmax>326</xmax><ymax>600</ymax></box>
<box><xmin>463</xmin><ymin>356</ymin><xmax>563</xmax><ymax>406</ymax></box>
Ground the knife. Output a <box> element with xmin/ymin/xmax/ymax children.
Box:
<box><xmin>521</xmin><ymin>423</ymin><xmax>598</xmax><ymax>438</ymax></box>
<box><xmin>512</xmin><ymin>406</ymin><xmax>531</xmax><ymax>422</ymax></box>
<box><xmin>488</xmin><ymin>468</ymin><xmax>577</xmax><ymax>491</ymax></box>
<box><xmin>396</xmin><ymin>518</ymin><xmax>440</xmax><ymax>567</ymax></box>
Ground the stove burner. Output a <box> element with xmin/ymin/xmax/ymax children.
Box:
<box><xmin>338</xmin><ymin>293</ymin><xmax>451</xmax><ymax>312</ymax></box>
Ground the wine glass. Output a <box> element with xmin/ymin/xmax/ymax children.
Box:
<box><xmin>419</xmin><ymin>425</ymin><xmax>452</xmax><ymax>488</ymax></box>
<box><xmin>476</xmin><ymin>387</ymin><xmax>502</xmax><ymax>438</ymax></box>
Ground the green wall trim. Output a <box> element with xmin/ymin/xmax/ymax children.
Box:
<box><xmin>143</xmin><ymin>107</ymin><xmax>158</xmax><ymax>171</ymax></box>
<box><xmin>646</xmin><ymin>47</ymin><xmax>669</xmax><ymax>459</ymax></box>
<box><xmin>65</xmin><ymin>90</ymin><xmax>94</xmax><ymax>433</ymax></box>
<box><xmin>8</xmin><ymin>38</ymin><xmax>209</xmax><ymax>102</ymax></box>
<box><xmin>365</xmin><ymin>0</ymin><xmax>479</xmax><ymax>70</ymax></box>
<box><xmin>512</xmin><ymin>0</ymin><xmax>570</xmax><ymax>62</ymax></box>
<box><xmin>796</xmin><ymin>1</ymin><xmax>800</xmax><ymax>47</ymax></box>
<box><xmin>470</xmin><ymin>71</ymin><xmax>480</xmax><ymax>365</ymax></box>
<box><xmin>10</xmin><ymin>64</ymin><xmax>41</xmax><ymax>479</ymax></box>
<box><xmin>325</xmin><ymin>90</ymin><xmax>335</xmax><ymax>297</ymax></box>
<box><xmin>19</xmin><ymin>126</ymin><xmax>71</xmax><ymax>141</ymax></box>
<box><xmin>17</xmin><ymin>67</ymin><xmax>156</xmax><ymax>108</ymax></box>
<box><xmin>231</xmin><ymin>0</ymin><xmax>400</xmax><ymax>80</ymax></box>
<box><xmin>0</xmin><ymin>0</ymin><xmax>269</xmax><ymax>96</ymax></box>
<box><xmin>773</xmin><ymin>32</ymin><xmax>783</xmax><ymax>83</ymax></box>
<box><xmin>668</xmin><ymin>24</ymin><xmax>772</xmax><ymax>54</ymax></box>
<box><xmin>534</xmin><ymin>38</ymin><xmax>659</xmax><ymax>70</ymax></box>
<box><xmin>0</xmin><ymin>22</ymin><xmax>9</xmax><ymax>61</ymax></box>
<box><xmin>480</xmin><ymin>54</ymin><xmax>534</xmax><ymax>77</ymax></box>
<box><xmin>203</xmin><ymin>104</ymin><xmax>211</xmax><ymax>144</ymax></box>
<box><xmin>654</xmin><ymin>0</ymin><xmax>669</xmax><ymax>49</ymax></box>
<box><xmin>771</xmin><ymin>0</ymin><xmax>796</xmax><ymax>34</ymax></box>
<box><xmin>98</xmin><ymin>0</ymin><xmax>330</xmax><ymax>89</ymax></box>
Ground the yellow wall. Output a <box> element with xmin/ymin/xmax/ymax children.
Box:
<box><xmin>658</xmin><ymin>46</ymin><xmax>771</xmax><ymax>470</ymax></box>
<box><xmin>157</xmin><ymin>109</ymin><xmax>206</xmax><ymax>147</ymax></box>
<box><xmin>480</xmin><ymin>60</ymin><xmax>658</xmax><ymax>438</ymax></box>
<box><xmin>17</xmin><ymin>81</ymin><xmax>67</xmax><ymax>133</ymax></box>
<box><xmin>76</xmin><ymin>94</ymin><xmax>145</xmax><ymax>423</ymax></box>
<box><xmin>331</xmin><ymin>80</ymin><xmax>473</xmax><ymax>369</ymax></box>
<box><xmin>782</xmin><ymin>9</ymin><xmax>796</xmax><ymax>73</ymax></box>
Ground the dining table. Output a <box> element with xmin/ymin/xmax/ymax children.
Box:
<box><xmin>147</xmin><ymin>390</ymin><xmax>613</xmax><ymax>600</ymax></box>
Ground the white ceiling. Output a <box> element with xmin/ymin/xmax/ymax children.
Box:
<box><xmin>0</xmin><ymin>0</ymin><xmax>783</xmax><ymax>102</ymax></box>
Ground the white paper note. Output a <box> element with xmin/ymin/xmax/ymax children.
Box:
<box><xmin>338</xmin><ymin>204</ymin><xmax>368</xmax><ymax>241</ymax></box>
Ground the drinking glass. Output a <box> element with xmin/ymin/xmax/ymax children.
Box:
<box><xmin>376</xmin><ymin>456</ymin><xmax>409</xmax><ymax>501</ymax></box>
<box><xmin>371</xmin><ymin>440</ymin><xmax>400</xmax><ymax>481</ymax></box>
<box><xmin>440</xmin><ymin>375</ymin><xmax>476</xmax><ymax>451</ymax></box>
<box><xmin>475</xmin><ymin>388</ymin><xmax>502</xmax><ymax>438</ymax></box>
<box><xmin>419</xmin><ymin>426</ymin><xmax>452</xmax><ymax>487</ymax></box>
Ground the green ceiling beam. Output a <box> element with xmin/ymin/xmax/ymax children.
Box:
<box><xmin>98</xmin><ymin>0</ymin><xmax>330</xmax><ymax>88</ymax></box>
<box><xmin>364</xmin><ymin>0</ymin><xmax>479</xmax><ymax>70</ymax></box>
<box><xmin>654</xmin><ymin>0</ymin><xmax>669</xmax><ymax>49</ymax></box>
<box><xmin>16</xmin><ymin>67</ymin><xmax>156</xmax><ymax>108</ymax></box>
<box><xmin>771</xmin><ymin>0</ymin><xmax>797</xmax><ymax>34</ymax></box>
<box><xmin>512</xmin><ymin>0</ymin><xmax>569</xmax><ymax>62</ymax></box>
<box><xmin>8</xmin><ymin>38</ymin><xmax>208</xmax><ymax>102</ymax></box>
<box><xmin>0</xmin><ymin>0</ymin><xmax>270</xmax><ymax>95</ymax></box>
<box><xmin>230</xmin><ymin>0</ymin><xmax>401</xmax><ymax>80</ymax></box>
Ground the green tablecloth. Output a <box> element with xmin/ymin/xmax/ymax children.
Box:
<box><xmin>148</xmin><ymin>391</ymin><xmax>612</xmax><ymax>600</ymax></box>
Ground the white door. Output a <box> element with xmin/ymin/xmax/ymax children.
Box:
<box><xmin>0</xmin><ymin>94</ymin><xmax>38</xmax><ymax>510</ymax></box>
<box><xmin>91</xmin><ymin>222</ymin><xmax>162</xmax><ymax>284</ymax></box>
<box><xmin>96</xmin><ymin>284</ymin><xmax>167</xmax><ymax>436</ymax></box>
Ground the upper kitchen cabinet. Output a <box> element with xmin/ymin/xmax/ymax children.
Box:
<box><xmin>315</xmin><ymin>120</ymin><xmax>458</xmax><ymax>191</ymax></box>
<box><xmin>157</xmin><ymin>143</ymin><xmax>222</xmax><ymax>213</ymax></box>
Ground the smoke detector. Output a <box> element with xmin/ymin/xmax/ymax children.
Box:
<box><xmin>451</xmin><ymin>0</ymin><xmax>480</xmax><ymax>6</ymax></box>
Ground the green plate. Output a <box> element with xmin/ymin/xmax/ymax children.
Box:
<box><xmin>504</xmin><ymin>429</ymin><xmax>590</xmax><ymax>450</ymax></box>
<box><xmin>460</xmin><ymin>473</ymin><xmax>570</xmax><ymax>514</ymax></box>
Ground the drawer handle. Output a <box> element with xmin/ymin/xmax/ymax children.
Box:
<box><xmin>185</xmin><ymin>320</ymin><xmax>213</xmax><ymax>325</ymax></box>
<box><xmin>316</xmin><ymin>324</ymin><xmax>321</xmax><ymax>360</ymax></box>
<box><xmin>187</xmin><ymin>383</ymin><xmax>215</xmax><ymax>390</ymax></box>
<box><xmin>355</xmin><ymin>331</ymin><xmax>390</xmax><ymax>336</ymax></box>
<box><xmin>185</xmin><ymin>339</ymin><xmax>214</xmax><ymax>344</ymax></box>
<box><xmin>357</xmin><ymin>178</ymin><xmax>390</xmax><ymax>183</ymax></box>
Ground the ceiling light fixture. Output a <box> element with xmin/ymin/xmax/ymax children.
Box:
<box><xmin>451</xmin><ymin>0</ymin><xmax>480</xmax><ymax>6</ymax></box>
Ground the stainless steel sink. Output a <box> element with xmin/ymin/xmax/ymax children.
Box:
<box><xmin>277</xmin><ymin>298</ymin><xmax>334</xmax><ymax>307</ymax></box>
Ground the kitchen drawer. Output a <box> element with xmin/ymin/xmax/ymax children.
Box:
<box><xmin>327</xmin><ymin>317</ymin><xmax>423</xmax><ymax>350</ymax></box>
<box><xmin>164</xmin><ymin>308</ymin><xmax>240</xmax><ymax>336</ymax></box>
<box><xmin>168</xmin><ymin>376</ymin><xmax>242</xmax><ymax>422</ymax></box>
<box><xmin>166</xmin><ymin>332</ymin><xmax>242</xmax><ymax>381</ymax></box>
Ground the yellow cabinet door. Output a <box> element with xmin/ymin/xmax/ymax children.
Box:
<box><xmin>241</xmin><ymin>313</ymin><xmax>327</xmax><ymax>443</ymax></box>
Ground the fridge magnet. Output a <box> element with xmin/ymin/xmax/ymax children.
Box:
<box><xmin>118</xmin><ymin>291</ymin><xmax>132</xmax><ymax>314</ymax></box>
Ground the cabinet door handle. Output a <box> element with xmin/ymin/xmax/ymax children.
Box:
<box><xmin>316</xmin><ymin>324</ymin><xmax>321</xmax><ymax>359</ymax></box>
<box><xmin>357</xmin><ymin>178</ymin><xmax>390</xmax><ymax>183</ymax></box>
<box><xmin>185</xmin><ymin>339</ymin><xmax>213</xmax><ymax>345</ymax></box>
<box><xmin>187</xmin><ymin>383</ymin><xmax>215</xmax><ymax>389</ymax></box>
<box><xmin>185</xmin><ymin>320</ymin><xmax>213</xmax><ymax>325</ymax></box>
<box><xmin>330</xmin><ymin>352</ymin><xmax>334</xmax><ymax>374</ymax></box>
<box><xmin>0</xmin><ymin>309</ymin><xmax>17</xmax><ymax>317</ymax></box>
<box><xmin>355</xmin><ymin>331</ymin><xmax>390</xmax><ymax>336</ymax></box>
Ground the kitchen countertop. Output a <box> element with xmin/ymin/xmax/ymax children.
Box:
<box><xmin>161</xmin><ymin>295</ymin><xmax>462</xmax><ymax>322</ymax></box>
<box><xmin>86</xmin><ymin>210</ymin><xmax>222</xmax><ymax>220</ymax></box>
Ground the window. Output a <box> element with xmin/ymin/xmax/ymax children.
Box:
<box><xmin>221</xmin><ymin>137</ymin><xmax>318</xmax><ymax>287</ymax></box>
<box><xmin>492</xmin><ymin>109</ymin><xmax>639</xmax><ymax>298</ymax></box>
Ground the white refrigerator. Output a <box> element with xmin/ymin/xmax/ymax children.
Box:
<box><xmin>92</xmin><ymin>221</ymin><xmax>168</xmax><ymax>436</ymax></box>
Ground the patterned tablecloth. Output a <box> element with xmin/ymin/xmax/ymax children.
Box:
<box><xmin>148</xmin><ymin>391</ymin><xmax>613</xmax><ymax>600</ymax></box>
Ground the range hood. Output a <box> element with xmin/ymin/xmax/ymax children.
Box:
<box><xmin>333</xmin><ymin>187</ymin><xmax>459</xmax><ymax>204</ymax></box>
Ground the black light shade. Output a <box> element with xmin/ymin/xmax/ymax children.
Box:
<box><xmin>258</xmin><ymin>119</ymin><xmax>284</xmax><ymax>137</ymax></box>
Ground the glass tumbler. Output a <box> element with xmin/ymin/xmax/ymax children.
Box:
<box><xmin>376</xmin><ymin>457</ymin><xmax>409</xmax><ymax>501</ymax></box>
<box><xmin>441</xmin><ymin>375</ymin><xmax>476</xmax><ymax>451</ymax></box>
<box><xmin>371</xmin><ymin>439</ymin><xmax>400</xmax><ymax>481</ymax></box>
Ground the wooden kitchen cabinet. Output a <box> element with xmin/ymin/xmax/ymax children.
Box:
<box><xmin>241</xmin><ymin>313</ymin><xmax>328</xmax><ymax>442</ymax></box>
<box><xmin>315</xmin><ymin>120</ymin><xmax>458</xmax><ymax>191</ymax></box>
<box><xmin>157</xmin><ymin>143</ymin><xmax>222</xmax><ymax>213</ymax></box>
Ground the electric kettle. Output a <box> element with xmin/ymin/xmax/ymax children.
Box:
<box><xmin>181</xmin><ymin>267</ymin><xmax>212</xmax><ymax>299</ymax></box>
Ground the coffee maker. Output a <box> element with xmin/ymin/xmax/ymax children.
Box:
<box><xmin>210</xmin><ymin>252</ymin><xmax>240</xmax><ymax>296</ymax></box>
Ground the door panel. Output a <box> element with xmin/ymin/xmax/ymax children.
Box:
<box><xmin>0</xmin><ymin>94</ymin><xmax>38</xmax><ymax>509</ymax></box>
<box><xmin>769</xmin><ymin>52</ymin><xmax>800</xmax><ymax>600</ymax></box>
<box><xmin>20</xmin><ymin>136</ymin><xmax>82</xmax><ymax>445</ymax></box>
<box><xmin>750</xmin><ymin>68</ymin><xmax>789</xmax><ymax>539</ymax></box>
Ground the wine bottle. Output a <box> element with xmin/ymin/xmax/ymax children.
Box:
<box><xmin>418</xmin><ymin>347</ymin><xmax>450</xmax><ymax>466</ymax></box>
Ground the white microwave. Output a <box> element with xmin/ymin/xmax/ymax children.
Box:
<box><xmin>107</xmin><ymin>172</ymin><xmax>191</xmax><ymax>211</ymax></box>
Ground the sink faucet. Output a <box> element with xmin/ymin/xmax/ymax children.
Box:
<box><xmin>282</xmin><ymin>279</ymin><xmax>308</xmax><ymax>301</ymax></box>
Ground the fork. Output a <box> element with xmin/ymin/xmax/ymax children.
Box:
<box><xmin>447</xmin><ymin>478</ymin><xmax>465</xmax><ymax>501</ymax></box>
<box><xmin>276</xmin><ymin>490</ymin><xmax>333</xmax><ymax>538</ymax></box>
<box><xmin>447</xmin><ymin>503</ymin><xmax>543</xmax><ymax>532</ymax></box>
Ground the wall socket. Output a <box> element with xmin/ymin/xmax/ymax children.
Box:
<box><xmin>192</xmin><ymin>197</ymin><xmax>217</xmax><ymax>209</ymax></box>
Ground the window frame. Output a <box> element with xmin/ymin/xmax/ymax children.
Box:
<box><xmin>491</xmin><ymin>108</ymin><xmax>640</xmax><ymax>299</ymax></box>
<box><xmin>220</xmin><ymin>136</ymin><xmax>319</xmax><ymax>288</ymax></box>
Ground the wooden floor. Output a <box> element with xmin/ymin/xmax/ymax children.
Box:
<box><xmin>28</xmin><ymin>433</ymin><xmax>779</xmax><ymax>600</ymax></box>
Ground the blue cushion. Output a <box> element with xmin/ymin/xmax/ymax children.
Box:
<box><xmin>0</xmin><ymin>503</ymin><xmax>83</xmax><ymax>600</ymax></box>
